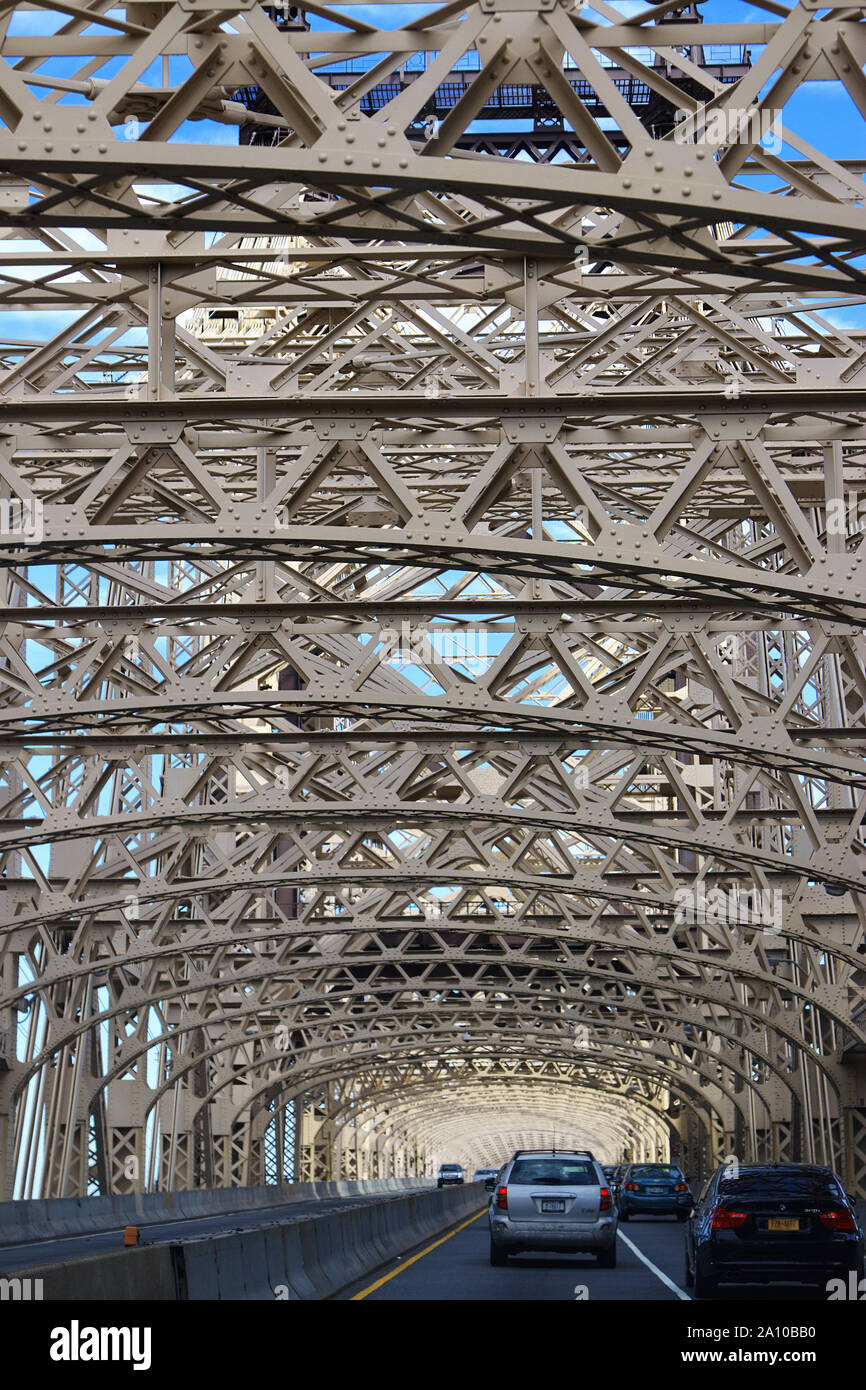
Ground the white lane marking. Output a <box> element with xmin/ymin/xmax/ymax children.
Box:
<box><xmin>616</xmin><ymin>1228</ymin><xmax>692</xmax><ymax>1301</ymax></box>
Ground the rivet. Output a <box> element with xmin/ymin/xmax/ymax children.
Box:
<box><xmin>652</xmin><ymin>183</ymin><xmax>661</xmax><ymax>193</ymax></box>
<box><xmin>399</xmin><ymin>159</ymin><xmax>408</xmax><ymax>168</ymax></box>
<box><xmin>622</xmin><ymin>178</ymin><xmax>632</xmax><ymax>189</ymax></box>
<box><xmin>654</xmin><ymin>162</ymin><xmax>663</xmax><ymax>172</ymax></box>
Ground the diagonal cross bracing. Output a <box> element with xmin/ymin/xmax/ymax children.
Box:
<box><xmin>0</xmin><ymin>0</ymin><xmax>864</xmax><ymax>1198</ymax></box>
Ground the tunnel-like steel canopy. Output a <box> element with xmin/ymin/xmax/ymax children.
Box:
<box><xmin>0</xmin><ymin>0</ymin><xmax>865</xmax><ymax>1199</ymax></box>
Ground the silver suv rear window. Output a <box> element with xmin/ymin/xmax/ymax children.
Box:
<box><xmin>509</xmin><ymin>1159</ymin><xmax>597</xmax><ymax>1186</ymax></box>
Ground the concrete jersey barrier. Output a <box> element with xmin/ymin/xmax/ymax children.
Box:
<box><xmin>0</xmin><ymin>1177</ymin><xmax>425</xmax><ymax>1248</ymax></box>
<box><xmin>8</xmin><ymin>1184</ymin><xmax>487</xmax><ymax>1301</ymax></box>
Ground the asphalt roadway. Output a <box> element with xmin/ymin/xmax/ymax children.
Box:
<box><xmin>341</xmin><ymin>1207</ymin><xmax>839</xmax><ymax>1302</ymax></box>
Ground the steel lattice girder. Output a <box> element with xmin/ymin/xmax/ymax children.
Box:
<box><xmin>0</xmin><ymin>0</ymin><xmax>865</xmax><ymax>1198</ymax></box>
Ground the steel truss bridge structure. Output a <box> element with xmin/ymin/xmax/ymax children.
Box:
<box><xmin>0</xmin><ymin>0</ymin><xmax>866</xmax><ymax>1202</ymax></box>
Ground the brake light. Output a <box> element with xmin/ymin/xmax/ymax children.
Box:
<box><xmin>820</xmin><ymin>1209</ymin><xmax>857</xmax><ymax>1231</ymax></box>
<box><xmin>496</xmin><ymin>1186</ymin><xmax>508</xmax><ymax>1210</ymax></box>
<box><xmin>710</xmin><ymin>1208</ymin><xmax>748</xmax><ymax>1229</ymax></box>
<box><xmin>625</xmin><ymin>1182</ymin><xmax>639</xmax><ymax>1191</ymax></box>
<box><xmin>674</xmin><ymin>1183</ymin><xmax>690</xmax><ymax>1192</ymax></box>
<box><xmin>599</xmin><ymin>1186</ymin><xmax>611</xmax><ymax>1211</ymax></box>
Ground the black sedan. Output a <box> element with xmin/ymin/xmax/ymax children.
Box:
<box><xmin>685</xmin><ymin>1162</ymin><xmax>864</xmax><ymax>1298</ymax></box>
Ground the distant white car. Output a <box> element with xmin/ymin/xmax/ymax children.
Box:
<box><xmin>472</xmin><ymin>1168</ymin><xmax>499</xmax><ymax>1191</ymax></box>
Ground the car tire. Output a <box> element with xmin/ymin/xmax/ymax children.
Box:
<box><xmin>619</xmin><ymin>1209</ymin><xmax>629</xmax><ymax>1222</ymax></box>
<box><xmin>684</xmin><ymin>1250</ymin><xmax>694</xmax><ymax>1288</ymax></box>
<box><xmin>597</xmin><ymin>1243</ymin><xmax>617</xmax><ymax>1269</ymax></box>
<box><xmin>490</xmin><ymin>1241</ymin><xmax>508</xmax><ymax>1267</ymax></box>
<box><xmin>676</xmin><ymin>1211</ymin><xmax>689</xmax><ymax>1222</ymax></box>
<box><xmin>694</xmin><ymin>1267</ymin><xmax>718</xmax><ymax>1300</ymax></box>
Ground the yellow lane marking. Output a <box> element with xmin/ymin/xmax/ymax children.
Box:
<box><xmin>349</xmin><ymin>1207</ymin><xmax>487</xmax><ymax>1300</ymax></box>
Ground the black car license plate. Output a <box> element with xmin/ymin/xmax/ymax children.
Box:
<box><xmin>541</xmin><ymin>1199</ymin><xmax>565</xmax><ymax>1212</ymax></box>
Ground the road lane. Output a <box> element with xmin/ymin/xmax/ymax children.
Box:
<box><xmin>347</xmin><ymin>1206</ymin><xmax>843</xmax><ymax>1302</ymax></box>
<box><xmin>348</xmin><ymin>1209</ymin><xmax>690</xmax><ymax>1301</ymax></box>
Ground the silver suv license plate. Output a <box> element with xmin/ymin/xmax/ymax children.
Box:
<box><xmin>541</xmin><ymin>1199</ymin><xmax>565</xmax><ymax>1212</ymax></box>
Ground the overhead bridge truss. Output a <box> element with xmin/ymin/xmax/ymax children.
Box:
<box><xmin>0</xmin><ymin>0</ymin><xmax>865</xmax><ymax>1199</ymax></box>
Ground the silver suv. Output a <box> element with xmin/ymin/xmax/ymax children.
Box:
<box><xmin>437</xmin><ymin>1163</ymin><xmax>464</xmax><ymax>1188</ymax></box>
<box><xmin>489</xmin><ymin>1150</ymin><xmax>617</xmax><ymax>1267</ymax></box>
